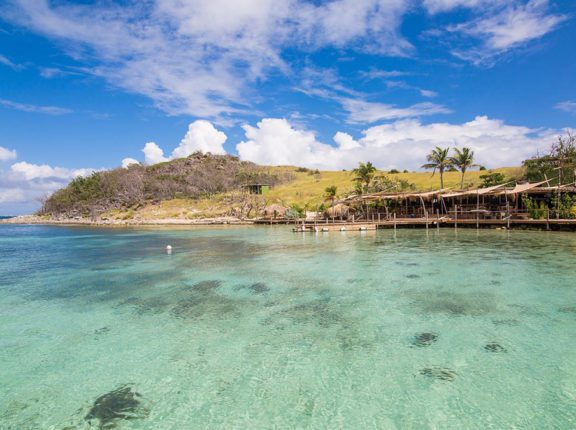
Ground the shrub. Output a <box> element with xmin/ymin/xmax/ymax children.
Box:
<box><xmin>479</xmin><ymin>172</ymin><xmax>506</xmax><ymax>188</ymax></box>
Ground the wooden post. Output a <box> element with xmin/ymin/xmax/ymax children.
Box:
<box><xmin>425</xmin><ymin>210</ymin><xmax>429</xmax><ymax>231</ymax></box>
<box><xmin>352</xmin><ymin>214</ymin><xmax>355</xmax><ymax>224</ymax></box>
<box><xmin>393</xmin><ymin>213</ymin><xmax>396</xmax><ymax>231</ymax></box>
<box><xmin>454</xmin><ymin>204</ymin><xmax>458</xmax><ymax>230</ymax></box>
<box><xmin>476</xmin><ymin>191</ymin><xmax>480</xmax><ymax>230</ymax></box>
<box><xmin>437</xmin><ymin>209</ymin><xmax>440</xmax><ymax>231</ymax></box>
<box><xmin>505</xmin><ymin>192</ymin><xmax>510</xmax><ymax>230</ymax></box>
<box><xmin>557</xmin><ymin>183</ymin><xmax>561</xmax><ymax>220</ymax></box>
<box><xmin>378</xmin><ymin>213</ymin><xmax>381</xmax><ymax>223</ymax></box>
<box><xmin>546</xmin><ymin>207</ymin><xmax>550</xmax><ymax>230</ymax></box>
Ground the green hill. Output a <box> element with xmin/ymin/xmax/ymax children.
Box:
<box><xmin>39</xmin><ymin>151</ymin><xmax>523</xmax><ymax>221</ymax></box>
<box><xmin>102</xmin><ymin>165</ymin><xmax>522</xmax><ymax>221</ymax></box>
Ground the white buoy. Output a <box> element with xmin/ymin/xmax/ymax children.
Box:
<box><xmin>166</xmin><ymin>245</ymin><xmax>173</xmax><ymax>254</ymax></box>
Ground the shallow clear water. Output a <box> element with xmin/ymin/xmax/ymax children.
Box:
<box><xmin>1</xmin><ymin>225</ymin><xmax>575</xmax><ymax>429</ymax></box>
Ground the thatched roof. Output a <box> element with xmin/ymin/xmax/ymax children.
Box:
<box><xmin>262</xmin><ymin>204</ymin><xmax>287</xmax><ymax>216</ymax></box>
<box><xmin>324</xmin><ymin>203</ymin><xmax>350</xmax><ymax>217</ymax></box>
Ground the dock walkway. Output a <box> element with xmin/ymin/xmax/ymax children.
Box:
<box><xmin>289</xmin><ymin>217</ymin><xmax>576</xmax><ymax>232</ymax></box>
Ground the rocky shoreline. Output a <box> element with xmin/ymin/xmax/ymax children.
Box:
<box><xmin>0</xmin><ymin>215</ymin><xmax>254</xmax><ymax>226</ymax></box>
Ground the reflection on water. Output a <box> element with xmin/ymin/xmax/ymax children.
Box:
<box><xmin>1</xmin><ymin>225</ymin><xmax>576</xmax><ymax>428</ymax></box>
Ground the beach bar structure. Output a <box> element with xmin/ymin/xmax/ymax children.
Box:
<box><xmin>284</xmin><ymin>180</ymin><xmax>576</xmax><ymax>231</ymax></box>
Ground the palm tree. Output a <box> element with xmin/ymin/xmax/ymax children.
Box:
<box><xmin>352</xmin><ymin>162</ymin><xmax>377</xmax><ymax>193</ymax></box>
<box><xmin>324</xmin><ymin>185</ymin><xmax>337</xmax><ymax>209</ymax></box>
<box><xmin>450</xmin><ymin>147</ymin><xmax>477</xmax><ymax>189</ymax></box>
<box><xmin>422</xmin><ymin>147</ymin><xmax>452</xmax><ymax>189</ymax></box>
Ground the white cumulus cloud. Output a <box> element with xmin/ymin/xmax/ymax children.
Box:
<box><xmin>139</xmin><ymin>120</ymin><xmax>228</xmax><ymax>165</ymax></box>
<box><xmin>121</xmin><ymin>158</ymin><xmax>140</xmax><ymax>168</ymax></box>
<box><xmin>10</xmin><ymin>162</ymin><xmax>95</xmax><ymax>180</ymax></box>
<box><xmin>0</xmin><ymin>161</ymin><xmax>98</xmax><ymax>214</ymax></box>
<box><xmin>237</xmin><ymin>118</ymin><xmax>340</xmax><ymax>168</ymax></box>
<box><xmin>142</xmin><ymin>142</ymin><xmax>169</xmax><ymax>165</ymax></box>
<box><xmin>172</xmin><ymin>120</ymin><xmax>227</xmax><ymax>158</ymax></box>
<box><xmin>0</xmin><ymin>146</ymin><xmax>17</xmax><ymax>161</ymax></box>
<box><xmin>0</xmin><ymin>188</ymin><xmax>25</xmax><ymax>204</ymax></box>
<box><xmin>235</xmin><ymin>116</ymin><xmax>561</xmax><ymax>170</ymax></box>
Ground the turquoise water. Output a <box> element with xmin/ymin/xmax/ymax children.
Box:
<box><xmin>1</xmin><ymin>225</ymin><xmax>575</xmax><ymax>429</ymax></box>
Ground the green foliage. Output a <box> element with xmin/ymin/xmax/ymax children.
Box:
<box><xmin>422</xmin><ymin>146</ymin><xmax>452</xmax><ymax>188</ymax></box>
<box><xmin>479</xmin><ymin>172</ymin><xmax>506</xmax><ymax>187</ymax></box>
<box><xmin>523</xmin><ymin>197</ymin><xmax>548</xmax><ymax>220</ymax></box>
<box><xmin>522</xmin><ymin>194</ymin><xmax>576</xmax><ymax>220</ymax></box>
<box><xmin>352</xmin><ymin>162</ymin><xmax>377</xmax><ymax>194</ymax></box>
<box><xmin>389</xmin><ymin>169</ymin><xmax>400</xmax><ymax>174</ymax></box>
<box><xmin>371</xmin><ymin>175</ymin><xmax>415</xmax><ymax>192</ymax></box>
<box><xmin>450</xmin><ymin>147</ymin><xmax>477</xmax><ymax>188</ymax></box>
<box><xmin>551</xmin><ymin>194</ymin><xmax>576</xmax><ymax>219</ymax></box>
<box><xmin>324</xmin><ymin>185</ymin><xmax>337</xmax><ymax>199</ymax></box>
<box><xmin>523</xmin><ymin>155</ymin><xmax>557</xmax><ymax>183</ymax></box>
<box><xmin>285</xmin><ymin>204</ymin><xmax>304</xmax><ymax>219</ymax></box>
<box><xmin>523</xmin><ymin>132</ymin><xmax>576</xmax><ymax>185</ymax></box>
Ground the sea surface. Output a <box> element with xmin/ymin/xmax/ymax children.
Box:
<box><xmin>1</xmin><ymin>225</ymin><xmax>575</xmax><ymax>429</ymax></box>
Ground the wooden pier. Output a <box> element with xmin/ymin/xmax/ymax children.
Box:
<box><xmin>289</xmin><ymin>217</ymin><xmax>576</xmax><ymax>232</ymax></box>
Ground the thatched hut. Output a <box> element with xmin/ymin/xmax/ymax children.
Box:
<box><xmin>324</xmin><ymin>203</ymin><xmax>351</xmax><ymax>219</ymax></box>
<box><xmin>262</xmin><ymin>204</ymin><xmax>287</xmax><ymax>218</ymax></box>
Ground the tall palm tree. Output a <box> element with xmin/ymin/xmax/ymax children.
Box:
<box><xmin>422</xmin><ymin>147</ymin><xmax>452</xmax><ymax>189</ymax></box>
<box><xmin>324</xmin><ymin>185</ymin><xmax>338</xmax><ymax>209</ymax></box>
<box><xmin>450</xmin><ymin>147</ymin><xmax>477</xmax><ymax>189</ymax></box>
<box><xmin>352</xmin><ymin>162</ymin><xmax>377</xmax><ymax>193</ymax></box>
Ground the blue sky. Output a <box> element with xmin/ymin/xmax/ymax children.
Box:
<box><xmin>0</xmin><ymin>0</ymin><xmax>575</xmax><ymax>214</ymax></box>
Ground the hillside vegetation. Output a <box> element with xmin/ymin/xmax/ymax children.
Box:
<box><xmin>40</xmin><ymin>153</ymin><xmax>293</xmax><ymax>218</ymax></box>
<box><xmin>40</xmin><ymin>150</ymin><xmax>523</xmax><ymax>220</ymax></box>
<box><xmin>95</xmin><ymin>165</ymin><xmax>521</xmax><ymax>221</ymax></box>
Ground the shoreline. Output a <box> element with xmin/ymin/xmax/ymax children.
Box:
<box><xmin>0</xmin><ymin>215</ymin><xmax>255</xmax><ymax>226</ymax></box>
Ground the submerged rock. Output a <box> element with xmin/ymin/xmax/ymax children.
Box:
<box><xmin>412</xmin><ymin>332</ymin><xmax>438</xmax><ymax>347</ymax></box>
<box><xmin>406</xmin><ymin>274</ymin><xmax>420</xmax><ymax>279</ymax></box>
<box><xmin>236</xmin><ymin>282</ymin><xmax>270</xmax><ymax>294</ymax></box>
<box><xmin>492</xmin><ymin>319</ymin><xmax>520</xmax><ymax>326</ymax></box>
<box><xmin>419</xmin><ymin>367</ymin><xmax>457</xmax><ymax>381</ymax></box>
<box><xmin>171</xmin><ymin>281</ymin><xmax>241</xmax><ymax>320</ymax></box>
<box><xmin>192</xmin><ymin>280</ymin><xmax>222</xmax><ymax>292</ymax></box>
<box><xmin>484</xmin><ymin>342</ymin><xmax>507</xmax><ymax>353</ymax></box>
<box><xmin>247</xmin><ymin>282</ymin><xmax>270</xmax><ymax>294</ymax></box>
<box><xmin>85</xmin><ymin>385</ymin><xmax>149</xmax><ymax>429</ymax></box>
<box><xmin>409</xmin><ymin>291</ymin><xmax>496</xmax><ymax>317</ymax></box>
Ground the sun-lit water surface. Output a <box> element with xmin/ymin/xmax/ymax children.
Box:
<box><xmin>1</xmin><ymin>225</ymin><xmax>575</xmax><ymax>429</ymax></box>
